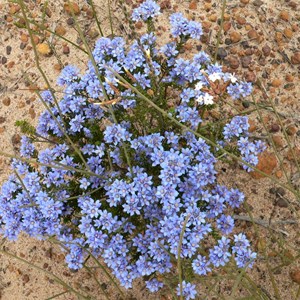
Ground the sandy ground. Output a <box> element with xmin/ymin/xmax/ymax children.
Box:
<box><xmin>0</xmin><ymin>0</ymin><xmax>300</xmax><ymax>299</ymax></box>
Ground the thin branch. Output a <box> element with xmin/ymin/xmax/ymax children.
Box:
<box><xmin>233</xmin><ymin>215</ymin><xmax>298</xmax><ymax>236</ymax></box>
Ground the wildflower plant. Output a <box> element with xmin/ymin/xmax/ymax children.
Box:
<box><xmin>0</xmin><ymin>1</ymin><xmax>265</xmax><ymax>298</ymax></box>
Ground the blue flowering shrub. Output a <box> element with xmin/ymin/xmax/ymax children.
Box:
<box><xmin>0</xmin><ymin>1</ymin><xmax>266</xmax><ymax>298</ymax></box>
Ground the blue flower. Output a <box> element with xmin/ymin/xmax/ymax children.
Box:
<box><xmin>209</xmin><ymin>237</ymin><xmax>231</xmax><ymax>267</ymax></box>
<box><xmin>185</xmin><ymin>21</ymin><xmax>203</xmax><ymax>39</ymax></box>
<box><xmin>57</xmin><ymin>65</ymin><xmax>80</xmax><ymax>86</ymax></box>
<box><xmin>146</xmin><ymin>279</ymin><xmax>164</xmax><ymax>292</ymax></box>
<box><xmin>192</xmin><ymin>255</ymin><xmax>211</xmax><ymax>275</ymax></box>
<box><xmin>20</xmin><ymin>136</ymin><xmax>35</xmax><ymax>158</ymax></box>
<box><xmin>104</xmin><ymin>124</ymin><xmax>132</xmax><ymax>145</ymax></box>
<box><xmin>223</xmin><ymin>116</ymin><xmax>249</xmax><ymax>141</ymax></box>
<box><xmin>177</xmin><ymin>281</ymin><xmax>197</xmax><ymax>300</ymax></box>
<box><xmin>170</xmin><ymin>13</ymin><xmax>188</xmax><ymax>37</ymax></box>
<box><xmin>216</xmin><ymin>214</ymin><xmax>235</xmax><ymax>234</ymax></box>
<box><xmin>132</xmin><ymin>0</ymin><xmax>160</xmax><ymax>22</ymax></box>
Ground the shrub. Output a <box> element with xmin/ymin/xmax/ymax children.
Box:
<box><xmin>0</xmin><ymin>1</ymin><xmax>264</xmax><ymax>298</ymax></box>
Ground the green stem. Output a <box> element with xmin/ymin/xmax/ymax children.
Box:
<box><xmin>46</xmin><ymin>291</ymin><xmax>69</xmax><ymax>300</ymax></box>
<box><xmin>108</xmin><ymin>0</ymin><xmax>114</xmax><ymax>37</ymax></box>
<box><xmin>214</xmin><ymin>0</ymin><xmax>227</xmax><ymax>63</ymax></box>
<box><xmin>89</xmin><ymin>0</ymin><xmax>104</xmax><ymax>37</ymax></box>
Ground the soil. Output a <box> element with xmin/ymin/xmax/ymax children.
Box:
<box><xmin>0</xmin><ymin>0</ymin><xmax>300</xmax><ymax>299</ymax></box>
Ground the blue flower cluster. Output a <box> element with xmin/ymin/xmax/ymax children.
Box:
<box><xmin>0</xmin><ymin>1</ymin><xmax>262</xmax><ymax>298</ymax></box>
<box><xmin>132</xmin><ymin>0</ymin><xmax>160</xmax><ymax>22</ymax></box>
<box><xmin>223</xmin><ymin>116</ymin><xmax>266</xmax><ymax>171</ymax></box>
<box><xmin>170</xmin><ymin>13</ymin><xmax>203</xmax><ymax>39</ymax></box>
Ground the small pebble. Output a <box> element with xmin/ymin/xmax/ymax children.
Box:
<box><xmin>6</xmin><ymin>46</ymin><xmax>12</xmax><ymax>55</ymax></box>
<box><xmin>160</xmin><ymin>0</ymin><xmax>171</xmax><ymax>10</ymax></box>
<box><xmin>287</xmin><ymin>148</ymin><xmax>300</xmax><ymax>162</ymax></box>
<box><xmin>204</xmin><ymin>3</ymin><xmax>212</xmax><ymax>11</ymax></box>
<box><xmin>22</xmin><ymin>274</ymin><xmax>30</xmax><ymax>284</ymax></box>
<box><xmin>290</xmin><ymin>270</ymin><xmax>300</xmax><ymax>285</ymax></box>
<box><xmin>64</xmin><ymin>2</ymin><xmax>80</xmax><ymax>16</ymax></box>
<box><xmin>241</xmin><ymin>56</ymin><xmax>252</xmax><ymax>68</ymax></box>
<box><xmin>208</xmin><ymin>14</ymin><xmax>217</xmax><ymax>22</ymax></box>
<box><xmin>275</xmin><ymin>32</ymin><xmax>283</xmax><ymax>44</ymax></box>
<box><xmin>244</xmin><ymin>71</ymin><xmax>256</xmax><ymax>82</ymax></box>
<box><xmin>286</xmin><ymin>125</ymin><xmax>297</xmax><ymax>136</ymax></box>
<box><xmin>1</xmin><ymin>57</ymin><xmax>7</xmax><ymax>64</ymax></box>
<box><xmin>88</xmin><ymin>29</ymin><xmax>99</xmax><ymax>39</ymax></box>
<box><xmin>43</xmin><ymin>263</ymin><xmax>49</xmax><ymax>269</ymax></box>
<box><xmin>29</xmin><ymin>108</ymin><xmax>36</xmax><ymax>119</ymax></box>
<box><xmin>253</xmin><ymin>0</ymin><xmax>263</xmax><ymax>7</ymax></box>
<box><xmin>242</xmin><ymin>101</ymin><xmax>250</xmax><ymax>108</ymax></box>
<box><xmin>291</xmin><ymin>52</ymin><xmax>300</xmax><ymax>64</ymax></box>
<box><xmin>284</xmin><ymin>28</ymin><xmax>293</xmax><ymax>39</ymax></box>
<box><xmin>272</xmin><ymin>135</ymin><xmax>284</xmax><ymax>148</ymax></box>
<box><xmin>275</xmin><ymin>170</ymin><xmax>283</xmax><ymax>179</ymax></box>
<box><xmin>2</xmin><ymin>98</ymin><xmax>11</xmax><ymax>106</ymax></box>
<box><xmin>223</xmin><ymin>22</ymin><xmax>231</xmax><ymax>32</ymax></box>
<box><xmin>63</xmin><ymin>45</ymin><xmax>70</xmax><ymax>54</ymax></box>
<box><xmin>225</xmin><ymin>38</ymin><xmax>231</xmax><ymax>45</ymax></box>
<box><xmin>20</xmin><ymin>33</ymin><xmax>28</xmax><ymax>43</ymax></box>
<box><xmin>216</xmin><ymin>48</ymin><xmax>227</xmax><ymax>60</ymax></box>
<box><xmin>66</xmin><ymin>17</ymin><xmax>74</xmax><ymax>25</ymax></box>
<box><xmin>63</xmin><ymin>271</ymin><xmax>71</xmax><ymax>277</ymax></box>
<box><xmin>276</xmin><ymin>187</ymin><xmax>285</xmax><ymax>197</ymax></box>
<box><xmin>230</xmin><ymin>31</ymin><xmax>241</xmax><ymax>43</ymax></box>
<box><xmin>55</xmin><ymin>25</ymin><xmax>67</xmax><ymax>36</ymax></box>
<box><xmin>275</xmin><ymin>198</ymin><xmax>288</xmax><ymax>208</ymax></box>
<box><xmin>286</xmin><ymin>74</ymin><xmax>294</xmax><ymax>82</ymax></box>
<box><xmin>236</xmin><ymin>16</ymin><xmax>246</xmax><ymax>25</ymax></box>
<box><xmin>45</xmin><ymin>248</ymin><xmax>53</xmax><ymax>259</ymax></box>
<box><xmin>288</xmin><ymin>1</ymin><xmax>297</xmax><ymax>9</ymax></box>
<box><xmin>53</xmin><ymin>64</ymin><xmax>62</xmax><ymax>71</ymax></box>
<box><xmin>248</xmin><ymin>29</ymin><xmax>259</xmax><ymax>40</ymax></box>
<box><xmin>258</xmin><ymin>58</ymin><xmax>266</xmax><ymax>66</ymax></box>
<box><xmin>228</xmin><ymin>56</ymin><xmax>240</xmax><ymax>69</ymax></box>
<box><xmin>271</xmin><ymin>79</ymin><xmax>282</xmax><ymax>87</ymax></box>
<box><xmin>11</xmin><ymin>134</ymin><xmax>21</xmax><ymax>146</ymax></box>
<box><xmin>279</xmin><ymin>11</ymin><xmax>289</xmax><ymax>22</ymax></box>
<box><xmin>270</xmin><ymin>124</ymin><xmax>280</xmax><ymax>133</ymax></box>
<box><xmin>262</xmin><ymin>44</ymin><xmax>271</xmax><ymax>56</ymax></box>
<box><xmin>189</xmin><ymin>0</ymin><xmax>197</xmax><ymax>10</ymax></box>
<box><xmin>241</xmin><ymin>41</ymin><xmax>250</xmax><ymax>49</ymax></box>
<box><xmin>45</xmin><ymin>7</ymin><xmax>52</xmax><ymax>18</ymax></box>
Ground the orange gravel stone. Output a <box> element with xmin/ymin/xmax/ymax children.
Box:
<box><xmin>290</xmin><ymin>270</ymin><xmax>300</xmax><ymax>285</ymax></box>
<box><xmin>279</xmin><ymin>10</ymin><xmax>289</xmax><ymax>22</ymax></box>
<box><xmin>271</xmin><ymin>79</ymin><xmax>282</xmax><ymax>87</ymax></box>
<box><xmin>189</xmin><ymin>0</ymin><xmax>197</xmax><ymax>10</ymax></box>
<box><xmin>250</xmin><ymin>152</ymin><xmax>277</xmax><ymax>179</ymax></box>
<box><xmin>64</xmin><ymin>2</ymin><xmax>80</xmax><ymax>15</ymax></box>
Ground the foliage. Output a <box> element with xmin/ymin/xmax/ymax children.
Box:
<box><xmin>0</xmin><ymin>1</ymin><xmax>266</xmax><ymax>298</ymax></box>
